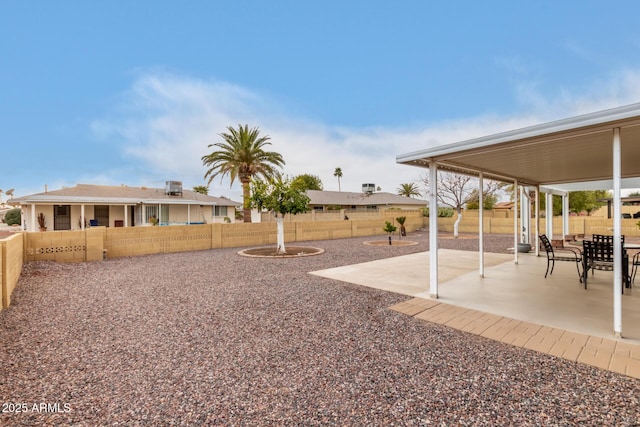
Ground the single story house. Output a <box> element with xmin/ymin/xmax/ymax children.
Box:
<box><xmin>9</xmin><ymin>182</ymin><xmax>241</xmax><ymax>231</ymax></box>
<box><xmin>306</xmin><ymin>188</ymin><xmax>427</xmax><ymax>212</ymax></box>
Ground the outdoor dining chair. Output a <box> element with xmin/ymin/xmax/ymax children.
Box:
<box><xmin>631</xmin><ymin>252</ymin><xmax>640</xmax><ymax>286</ymax></box>
<box><xmin>582</xmin><ymin>239</ymin><xmax>628</xmax><ymax>291</ymax></box>
<box><xmin>538</xmin><ymin>234</ymin><xmax>583</xmax><ymax>282</ymax></box>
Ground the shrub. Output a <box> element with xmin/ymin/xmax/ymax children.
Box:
<box><xmin>4</xmin><ymin>208</ymin><xmax>21</xmax><ymax>226</ymax></box>
<box><xmin>421</xmin><ymin>207</ymin><xmax>454</xmax><ymax>217</ymax></box>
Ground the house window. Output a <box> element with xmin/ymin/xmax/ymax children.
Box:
<box><xmin>145</xmin><ymin>205</ymin><xmax>158</xmax><ymax>223</ymax></box>
<box><xmin>160</xmin><ymin>204</ymin><xmax>169</xmax><ymax>224</ymax></box>
<box><xmin>213</xmin><ymin>206</ymin><xmax>227</xmax><ymax>217</ymax></box>
<box><xmin>95</xmin><ymin>205</ymin><xmax>109</xmax><ymax>227</ymax></box>
<box><xmin>313</xmin><ymin>206</ymin><xmax>323</xmax><ymax>212</ymax></box>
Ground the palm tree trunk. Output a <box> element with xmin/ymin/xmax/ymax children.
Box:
<box><xmin>241</xmin><ymin>177</ymin><xmax>252</xmax><ymax>223</ymax></box>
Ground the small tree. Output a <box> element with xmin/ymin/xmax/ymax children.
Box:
<box><xmin>395</xmin><ymin>216</ymin><xmax>407</xmax><ymax>237</ymax></box>
<box><xmin>383</xmin><ymin>221</ymin><xmax>397</xmax><ymax>245</ymax></box>
<box><xmin>250</xmin><ymin>176</ymin><xmax>310</xmax><ymax>254</ymax></box>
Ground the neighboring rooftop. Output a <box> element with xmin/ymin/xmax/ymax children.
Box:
<box><xmin>9</xmin><ymin>183</ymin><xmax>241</xmax><ymax>206</ymax></box>
<box><xmin>306</xmin><ymin>190</ymin><xmax>426</xmax><ymax>207</ymax></box>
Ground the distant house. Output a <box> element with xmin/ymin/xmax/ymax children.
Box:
<box><xmin>306</xmin><ymin>188</ymin><xmax>427</xmax><ymax>212</ymax></box>
<box><xmin>9</xmin><ymin>182</ymin><xmax>241</xmax><ymax>231</ymax></box>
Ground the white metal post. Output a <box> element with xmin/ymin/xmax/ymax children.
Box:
<box><xmin>81</xmin><ymin>204</ymin><xmax>85</xmax><ymax>230</ymax></box>
<box><xmin>479</xmin><ymin>172</ymin><xmax>484</xmax><ymax>277</ymax></box>
<box><xmin>562</xmin><ymin>194</ymin><xmax>569</xmax><ymax>238</ymax></box>
<box><xmin>429</xmin><ymin>162</ymin><xmax>439</xmax><ymax>298</ymax></box>
<box><xmin>30</xmin><ymin>205</ymin><xmax>36</xmax><ymax>232</ymax></box>
<box><xmin>535</xmin><ymin>187</ymin><xmax>540</xmax><ymax>256</ymax></box>
<box><xmin>613</xmin><ymin>128</ymin><xmax>622</xmax><ymax>337</ymax></box>
<box><xmin>513</xmin><ymin>179</ymin><xmax>518</xmax><ymax>264</ymax></box>
<box><xmin>546</xmin><ymin>193</ymin><xmax>554</xmax><ymax>238</ymax></box>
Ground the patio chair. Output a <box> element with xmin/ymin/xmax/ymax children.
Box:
<box><xmin>592</xmin><ymin>234</ymin><xmax>625</xmax><ymax>244</ymax></box>
<box><xmin>631</xmin><ymin>252</ymin><xmax>640</xmax><ymax>286</ymax></box>
<box><xmin>538</xmin><ymin>234</ymin><xmax>582</xmax><ymax>282</ymax></box>
<box><xmin>582</xmin><ymin>240</ymin><xmax>628</xmax><ymax>291</ymax></box>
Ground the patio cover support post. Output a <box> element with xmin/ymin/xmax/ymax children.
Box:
<box><xmin>545</xmin><ymin>193</ymin><xmax>553</xmax><ymax>238</ymax></box>
<box><xmin>187</xmin><ymin>204</ymin><xmax>191</xmax><ymax>225</ymax></box>
<box><xmin>123</xmin><ymin>205</ymin><xmax>128</xmax><ymax>227</ymax></box>
<box><xmin>562</xmin><ymin>194</ymin><xmax>569</xmax><ymax>238</ymax></box>
<box><xmin>81</xmin><ymin>204</ymin><xmax>85</xmax><ymax>230</ymax></box>
<box><xmin>428</xmin><ymin>162</ymin><xmax>439</xmax><ymax>298</ymax></box>
<box><xmin>613</xmin><ymin>127</ymin><xmax>623</xmax><ymax>337</ymax></box>
<box><xmin>513</xmin><ymin>179</ymin><xmax>518</xmax><ymax>264</ymax></box>
<box><xmin>535</xmin><ymin>187</ymin><xmax>540</xmax><ymax>256</ymax></box>
<box><xmin>520</xmin><ymin>187</ymin><xmax>529</xmax><ymax>245</ymax></box>
<box><xmin>479</xmin><ymin>172</ymin><xmax>484</xmax><ymax>277</ymax></box>
<box><xmin>30</xmin><ymin>204</ymin><xmax>36</xmax><ymax>232</ymax></box>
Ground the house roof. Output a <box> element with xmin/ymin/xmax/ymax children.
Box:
<box><xmin>8</xmin><ymin>184</ymin><xmax>241</xmax><ymax>207</ymax></box>
<box><xmin>306</xmin><ymin>190</ymin><xmax>426</xmax><ymax>207</ymax></box>
<box><xmin>396</xmin><ymin>102</ymin><xmax>640</xmax><ymax>192</ymax></box>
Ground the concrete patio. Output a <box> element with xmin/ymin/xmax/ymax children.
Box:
<box><xmin>311</xmin><ymin>249</ymin><xmax>640</xmax><ymax>378</ymax></box>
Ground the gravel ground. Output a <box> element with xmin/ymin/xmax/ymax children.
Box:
<box><xmin>1</xmin><ymin>232</ymin><xmax>639</xmax><ymax>426</ymax></box>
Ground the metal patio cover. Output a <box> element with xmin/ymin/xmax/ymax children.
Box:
<box><xmin>396</xmin><ymin>103</ymin><xmax>640</xmax><ymax>189</ymax></box>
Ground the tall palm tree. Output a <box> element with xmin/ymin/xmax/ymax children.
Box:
<box><xmin>334</xmin><ymin>167</ymin><xmax>343</xmax><ymax>192</ymax></box>
<box><xmin>397</xmin><ymin>182</ymin><xmax>421</xmax><ymax>198</ymax></box>
<box><xmin>202</xmin><ymin>124</ymin><xmax>285</xmax><ymax>222</ymax></box>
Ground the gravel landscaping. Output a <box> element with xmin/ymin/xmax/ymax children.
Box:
<box><xmin>1</xmin><ymin>232</ymin><xmax>639</xmax><ymax>426</ymax></box>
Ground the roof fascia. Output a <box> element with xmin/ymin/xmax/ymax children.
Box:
<box><xmin>396</xmin><ymin>102</ymin><xmax>640</xmax><ymax>163</ymax></box>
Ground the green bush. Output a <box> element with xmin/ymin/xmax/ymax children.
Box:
<box><xmin>421</xmin><ymin>207</ymin><xmax>454</xmax><ymax>217</ymax></box>
<box><xmin>4</xmin><ymin>208</ymin><xmax>21</xmax><ymax>226</ymax></box>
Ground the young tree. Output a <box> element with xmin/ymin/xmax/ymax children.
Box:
<box><xmin>395</xmin><ymin>216</ymin><xmax>407</xmax><ymax>237</ymax></box>
<box><xmin>421</xmin><ymin>171</ymin><xmax>502</xmax><ymax>237</ymax></box>
<box><xmin>397</xmin><ymin>183</ymin><xmax>421</xmax><ymax>198</ymax></box>
<box><xmin>202</xmin><ymin>124</ymin><xmax>285</xmax><ymax>223</ymax></box>
<box><xmin>250</xmin><ymin>176</ymin><xmax>310</xmax><ymax>254</ymax></box>
<box><xmin>383</xmin><ymin>221</ymin><xmax>397</xmax><ymax>245</ymax></box>
<box><xmin>333</xmin><ymin>167</ymin><xmax>343</xmax><ymax>191</ymax></box>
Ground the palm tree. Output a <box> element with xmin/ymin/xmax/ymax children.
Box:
<box><xmin>397</xmin><ymin>183</ymin><xmax>421</xmax><ymax>198</ymax></box>
<box><xmin>334</xmin><ymin>167</ymin><xmax>343</xmax><ymax>192</ymax></box>
<box><xmin>202</xmin><ymin>124</ymin><xmax>285</xmax><ymax>222</ymax></box>
<box><xmin>192</xmin><ymin>185</ymin><xmax>209</xmax><ymax>195</ymax></box>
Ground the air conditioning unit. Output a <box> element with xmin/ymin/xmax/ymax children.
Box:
<box><xmin>362</xmin><ymin>183</ymin><xmax>375</xmax><ymax>194</ymax></box>
<box><xmin>165</xmin><ymin>181</ymin><xmax>183</xmax><ymax>196</ymax></box>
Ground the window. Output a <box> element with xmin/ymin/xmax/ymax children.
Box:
<box><xmin>95</xmin><ymin>205</ymin><xmax>109</xmax><ymax>227</ymax></box>
<box><xmin>145</xmin><ymin>205</ymin><xmax>158</xmax><ymax>223</ymax></box>
<box><xmin>213</xmin><ymin>206</ymin><xmax>228</xmax><ymax>217</ymax></box>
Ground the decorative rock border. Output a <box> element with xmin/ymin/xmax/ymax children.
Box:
<box><xmin>363</xmin><ymin>240</ymin><xmax>419</xmax><ymax>246</ymax></box>
<box><xmin>238</xmin><ymin>246</ymin><xmax>325</xmax><ymax>258</ymax></box>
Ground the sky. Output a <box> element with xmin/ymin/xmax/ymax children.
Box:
<box><xmin>3</xmin><ymin>1</ymin><xmax>640</xmax><ymax>202</ymax></box>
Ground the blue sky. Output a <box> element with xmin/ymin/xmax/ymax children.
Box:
<box><xmin>3</xmin><ymin>1</ymin><xmax>640</xmax><ymax>202</ymax></box>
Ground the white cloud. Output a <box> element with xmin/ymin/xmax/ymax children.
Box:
<box><xmin>91</xmin><ymin>69</ymin><xmax>640</xmax><ymax>201</ymax></box>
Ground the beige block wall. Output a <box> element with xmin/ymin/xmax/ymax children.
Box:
<box><xmin>2</xmin><ymin>233</ymin><xmax>25</xmax><ymax>308</ymax></box>
<box><xmin>297</xmin><ymin>220</ymin><xmax>353</xmax><ymax>241</ymax></box>
<box><xmin>220</xmin><ymin>222</ymin><xmax>280</xmax><ymax>248</ymax></box>
<box><xmin>105</xmin><ymin>224</ymin><xmax>213</xmax><ymax>257</ymax></box>
<box><xmin>25</xmin><ymin>229</ymin><xmax>88</xmax><ymax>262</ymax></box>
